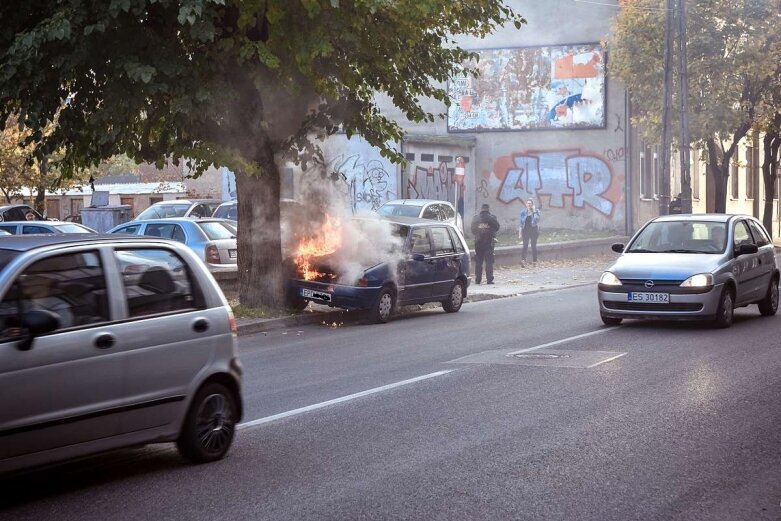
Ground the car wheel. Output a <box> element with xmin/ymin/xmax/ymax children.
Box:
<box><xmin>442</xmin><ymin>280</ymin><xmax>464</xmax><ymax>313</ymax></box>
<box><xmin>714</xmin><ymin>287</ymin><xmax>735</xmax><ymax>328</ymax></box>
<box><xmin>370</xmin><ymin>287</ymin><xmax>395</xmax><ymax>324</ymax></box>
<box><xmin>177</xmin><ymin>383</ymin><xmax>237</xmax><ymax>464</ymax></box>
<box><xmin>286</xmin><ymin>291</ymin><xmax>309</xmax><ymax>311</ymax></box>
<box><xmin>600</xmin><ymin>313</ymin><xmax>622</xmax><ymax>326</ymax></box>
<box><xmin>758</xmin><ymin>277</ymin><xmax>779</xmax><ymax>316</ymax></box>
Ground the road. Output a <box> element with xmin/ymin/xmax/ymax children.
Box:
<box><xmin>2</xmin><ymin>283</ymin><xmax>781</xmax><ymax>520</ymax></box>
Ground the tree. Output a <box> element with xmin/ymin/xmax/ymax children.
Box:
<box><xmin>0</xmin><ymin>0</ymin><xmax>523</xmax><ymax>308</ymax></box>
<box><xmin>0</xmin><ymin>114</ymin><xmax>34</xmax><ymax>203</ymax></box>
<box><xmin>760</xmin><ymin>110</ymin><xmax>781</xmax><ymax>232</ymax></box>
<box><xmin>609</xmin><ymin>0</ymin><xmax>781</xmax><ymax>213</ymax></box>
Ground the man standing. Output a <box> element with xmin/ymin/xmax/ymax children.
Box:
<box><xmin>471</xmin><ymin>203</ymin><xmax>500</xmax><ymax>284</ymax></box>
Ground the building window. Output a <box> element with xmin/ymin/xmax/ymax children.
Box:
<box><xmin>692</xmin><ymin>149</ymin><xmax>699</xmax><ymax>200</ymax></box>
<box><xmin>731</xmin><ymin>161</ymin><xmax>739</xmax><ymax>199</ymax></box>
<box><xmin>149</xmin><ymin>196</ymin><xmax>163</xmax><ymax>205</ymax></box>
<box><xmin>120</xmin><ymin>197</ymin><xmax>135</xmax><ymax>218</ymax></box>
<box><xmin>653</xmin><ymin>146</ymin><xmax>661</xmax><ymax>197</ymax></box>
<box><xmin>640</xmin><ymin>143</ymin><xmax>656</xmax><ymax>199</ymax></box>
<box><xmin>746</xmin><ymin>147</ymin><xmax>754</xmax><ymax>199</ymax></box>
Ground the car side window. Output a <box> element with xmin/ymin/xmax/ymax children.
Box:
<box><xmin>442</xmin><ymin>204</ymin><xmax>456</xmax><ymax>220</ymax></box>
<box><xmin>189</xmin><ymin>204</ymin><xmax>207</xmax><ymax>218</ymax></box>
<box><xmin>0</xmin><ymin>251</ymin><xmax>109</xmax><ymax>338</ymax></box>
<box><xmin>421</xmin><ymin>205</ymin><xmax>439</xmax><ymax>220</ymax></box>
<box><xmin>6</xmin><ymin>208</ymin><xmax>27</xmax><ymax>221</ymax></box>
<box><xmin>146</xmin><ymin>223</ymin><xmax>186</xmax><ymax>243</ymax></box>
<box><xmin>733</xmin><ymin>221</ymin><xmax>754</xmax><ymax>248</ymax></box>
<box><xmin>0</xmin><ymin>225</ymin><xmax>17</xmax><ymax>234</ymax></box>
<box><xmin>410</xmin><ymin>228</ymin><xmax>432</xmax><ymax>256</ymax></box>
<box><xmin>748</xmin><ymin>220</ymin><xmax>771</xmax><ymax>247</ymax></box>
<box><xmin>448</xmin><ymin>227</ymin><xmax>466</xmax><ymax>253</ymax></box>
<box><xmin>431</xmin><ymin>226</ymin><xmax>455</xmax><ymax>255</ymax></box>
<box><xmin>22</xmin><ymin>225</ymin><xmax>52</xmax><ymax>235</ymax></box>
<box><xmin>115</xmin><ymin>248</ymin><xmax>202</xmax><ymax>318</ymax></box>
<box><xmin>113</xmin><ymin>224</ymin><xmax>141</xmax><ymax>235</ymax></box>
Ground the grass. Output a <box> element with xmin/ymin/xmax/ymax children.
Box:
<box><xmin>229</xmin><ymin>298</ymin><xmax>302</xmax><ymax>320</ymax></box>
<box><xmin>466</xmin><ymin>228</ymin><xmax>618</xmax><ymax>249</ymax></box>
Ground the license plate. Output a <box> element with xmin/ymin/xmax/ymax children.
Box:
<box><xmin>301</xmin><ymin>288</ymin><xmax>331</xmax><ymax>302</ymax></box>
<box><xmin>627</xmin><ymin>292</ymin><xmax>669</xmax><ymax>304</ymax></box>
<box><xmin>228</xmin><ymin>249</ymin><xmax>237</xmax><ymax>259</ymax></box>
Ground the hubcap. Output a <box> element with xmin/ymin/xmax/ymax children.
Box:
<box><xmin>378</xmin><ymin>293</ymin><xmax>393</xmax><ymax>320</ymax></box>
<box><xmin>195</xmin><ymin>393</ymin><xmax>234</xmax><ymax>454</ymax></box>
<box><xmin>723</xmin><ymin>294</ymin><xmax>733</xmax><ymax>322</ymax></box>
<box><xmin>451</xmin><ymin>284</ymin><xmax>463</xmax><ymax>307</ymax></box>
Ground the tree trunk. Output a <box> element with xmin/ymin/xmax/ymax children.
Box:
<box><xmin>761</xmin><ymin>130</ymin><xmax>780</xmax><ymax>233</ymax></box>
<box><xmin>235</xmin><ymin>141</ymin><xmax>284</xmax><ymax>309</ymax></box>
<box><xmin>34</xmin><ymin>157</ymin><xmax>48</xmax><ymax>214</ymax></box>
<box><xmin>707</xmin><ymin>139</ymin><xmax>729</xmax><ymax>213</ymax></box>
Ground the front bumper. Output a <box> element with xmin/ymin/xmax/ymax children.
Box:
<box><xmin>290</xmin><ymin>279</ymin><xmax>382</xmax><ymax>310</ymax></box>
<box><xmin>598</xmin><ymin>283</ymin><xmax>723</xmax><ymax>320</ymax></box>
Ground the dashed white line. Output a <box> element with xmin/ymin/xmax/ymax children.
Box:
<box><xmin>587</xmin><ymin>352</ymin><xmax>628</xmax><ymax>368</ymax></box>
<box><xmin>238</xmin><ymin>370</ymin><xmax>455</xmax><ymax>430</ymax></box>
<box><xmin>507</xmin><ymin>327</ymin><xmax>620</xmax><ymax>355</ymax></box>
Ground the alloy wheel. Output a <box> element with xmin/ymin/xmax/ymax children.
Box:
<box><xmin>378</xmin><ymin>292</ymin><xmax>393</xmax><ymax>321</ymax></box>
<box><xmin>195</xmin><ymin>393</ymin><xmax>234</xmax><ymax>455</ymax></box>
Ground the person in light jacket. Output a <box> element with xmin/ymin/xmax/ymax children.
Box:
<box><xmin>518</xmin><ymin>199</ymin><xmax>540</xmax><ymax>265</ymax></box>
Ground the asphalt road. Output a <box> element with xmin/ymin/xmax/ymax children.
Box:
<box><xmin>3</xmin><ymin>283</ymin><xmax>781</xmax><ymax>520</ymax></box>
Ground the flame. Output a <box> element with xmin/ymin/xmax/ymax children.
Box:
<box><xmin>294</xmin><ymin>215</ymin><xmax>343</xmax><ymax>280</ymax></box>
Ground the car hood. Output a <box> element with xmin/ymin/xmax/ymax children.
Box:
<box><xmin>606</xmin><ymin>253</ymin><xmax>725</xmax><ymax>280</ymax></box>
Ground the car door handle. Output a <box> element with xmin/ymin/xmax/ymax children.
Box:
<box><xmin>192</xmin><ymin>318</ymin><xmax>210</xmax><ymax>333</ymax></box>
<box><xmin>94</xmin><ymin>333</ymin><xmax>116</xmax><ymax>349</ymax></box>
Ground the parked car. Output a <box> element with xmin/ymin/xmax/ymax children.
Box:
<box><xmin>377</xmin><ymin>199</ymin><xmax>463</xmax><ymax>230</ymax></box>
<box><xmin>212</xmin><ymin>200</ymin><xmax>238</xmax><ymax>222</ymax></box>
<box><xmin>0</xmin><ymin>204</ymin><xmax>45</xmax><ymax>222</ymax></box>
<box><xmin>0</xmin><ymin>221</ymin><xmax>96</xmax><ymax>235</ymax></box>
<box><xmin>598</xmin><ymin>214</ymin><xmax>778</xmax><ymax>328</ymax></box>
<box><xmin>135</xmin><ymin>199</ymin><xmax>222</xmax><ymax>221</ymax></box>
<box><xmin>108</xmin><ymin>218</ymin><xmax>238</xmax><ymax>273</ymax></box>
<box><xmin>211</xmin><ymin>198</ymin><xmax>303</xmax><ymax>255</ymax></box>
<box><xmin>0</xmin><ymin>235</ymin><xmax>242</xmax><ymax>473</ymax></box>
<box><xmin>288</xmin><ymin>216</ymin><xmax>470</xmax><ymax>323</ymax></box>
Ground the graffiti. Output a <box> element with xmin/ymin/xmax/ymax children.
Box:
<box><xmin>497</xmin><ymin>150</ymin><xmax>616</xmax><ymax>216</ymax></box>
<box><xmin>476</xmin><ymin>179</ymin><xmax>489</xmax><ymax>198</ymax></box>
<box><xmin>613</xmin><ymin>113</ymin><xmax>624</xmax><ymax>134</ymax></box>
<box><xmin>604</xmin><ymin>147</ymin><xmax>626</xmax><ymax>162</ymax></box>
<box><xmin>328</xmin><ymin>154</ymin><xmax>395</xmax><ymax>212</ymax></box>
<box><xmin>406</xmin><ymin>161</ymin><xmax>456</xmax><ymax>201</ymax></box>
<box><xmin>447</xmin><ymin>43</ymin><xmax>606</xmax><ymax>131</ymax></box>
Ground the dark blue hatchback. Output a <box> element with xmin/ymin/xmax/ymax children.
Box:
<box><xmin>288</xmin><ymin>217</ymin><xmax>471</xmax><ymax>323</ymax></box>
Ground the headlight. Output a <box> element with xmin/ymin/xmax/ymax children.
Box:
<box><xmin>680</xmin><ymin>273</ymin><xmax>714</xmax><ymax>287</ymax></box>
<box><xmin>599</xmin><ymin>272</ymin><xmax>622</xmax><ymax>286</ymax></box>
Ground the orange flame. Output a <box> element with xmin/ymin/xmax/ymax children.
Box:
<box><xmin>294</xmin><ymin>215</ymin><xmax>343</xmax><ymax>280</ymax></box>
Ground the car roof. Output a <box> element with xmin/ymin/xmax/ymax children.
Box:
<box><xmin>150</xmin><ymin>199</ymin><xmax>221</xmax><ymax>205</ymax></box>
<box><xmin>0</xmin><ymin>221</ymin><xmax>82</xmax><ymax>226</ymax></box>
<box><xmin>383</xmin><ymin>199</ymin><xmax>456</xmax><ymax>207</ymax></box>
<box><xmin>356</xmin><ymin>215</ymin><xmax>451</xmax><ymax>227</ymax></box>
<box><xmin>0</xmin><ymin>234</ymin><xmax>169</xmax><ymax>252</ymax></box>
<box><xmin>653</xmin><ymin>213</ymin><xmax>737</xmax><ymax>223</ymax></box>
<box><xmin>0</xmin><ymin>204</ymin><xmax>33</xmax><ymax>211</ymax></box>
<box><xmin>120</xmin><ymin>217</ymin><xmax>232</xmax><ymax>225</ymax></box>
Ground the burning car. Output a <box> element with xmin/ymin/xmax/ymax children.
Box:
<box><xmin>287</xmin><ymin>216</ymin><xmax>470</xmax><ymax>323</ymax></box>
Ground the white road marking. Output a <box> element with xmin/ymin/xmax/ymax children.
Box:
<box><xmin>587</xmin><ymin>352</ymin><xmax>628</xmax><ymax>368</ymax></box>
<box><xmin>238</xmin><ymin>370</ymin><xmax>455</xmax><ymax>430</ymax></box>
<box><xmin>507</xmin><ymin>327</ymin><xmax>620</xmax><ymax>355</ymax></box>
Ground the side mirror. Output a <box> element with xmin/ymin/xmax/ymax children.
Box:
<box><xmin>736</xmin><ymin>243</ymin><xmax>758</xmax><ymax>256</ymax></box>
<box><xmin>17</xmin><ymin>310</ymin><xmax>60</xmax><ymax>351</ymax></box>
<box><xmin>611</xmin><ymin>243</ymin><xmax>625</xmax><ymax>253</ymax></box>
<box><xmin>412</xmin><ymin>253</ymin><xmax>425</xmax><ymax>262</ymax></box>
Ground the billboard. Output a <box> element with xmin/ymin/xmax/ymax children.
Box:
<box><xmin>447</xmin><ymin>43</ymin><xmax>606</xmax><ymax>132</ymax></box>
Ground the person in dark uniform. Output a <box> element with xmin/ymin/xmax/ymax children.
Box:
<box><xmin>471</xmin><ymin>203</ymin><xmax>500</xmax><ymax>284</ymax></box>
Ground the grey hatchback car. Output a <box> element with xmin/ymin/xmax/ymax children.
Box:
<box><xmin>598</xmin><ymin>214</ymin><xmax>778</xmax><ymax>328</ymax></box>
<box><xmin>0</xmin><ymin>236</ymin><xmax>242</xmax><ymax>473</ymax></box>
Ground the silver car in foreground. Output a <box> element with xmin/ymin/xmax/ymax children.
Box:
<box><xmin>0</xmin><ymin>235</ymin><xmax>242</xmax><ymax>474</ymax></box>
<box><xmin>598</xmin><ymin>214</ymin><xmax>778</xmax><ymax>328</ymax></box>
<box><xmin>108</xmin><ymin>218</ymin><xmax>238</xmax><ymax>273</ymax></box>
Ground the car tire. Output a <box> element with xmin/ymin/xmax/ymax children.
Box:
<box><xmin>442</xmin><ymin>280</ymin><xmax>465</xmax><ymax>313</ymax></box>
<box><xmin>600</xmin><ymin>314</ymin><xmax>622</xmax><ymax>326</ymax></box>
<box><xmin>286</xmin><ymin>291</ymin><xmax>309</xmax><ymax>311</ymax></box>
<box><xmin>758</xmin><ymin>277</ymin><xmax>779</xmax><ymax>316</ymax></box>
<box><xmin>714</xmin><ymin>286</ymin><xmax>735</xmax><ymax>329</ymax></box>
<box><xmin>177</xmin><ymin>383</ymin><xmax>238</xmax><ymax>464</ymax></box>
<box><xmin>369</xmin><ymin>287</ymin><xmax>395</xmax><ymax>324</ymax></box>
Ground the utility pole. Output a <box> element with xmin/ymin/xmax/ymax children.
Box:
<box><xmin>677</xmin><ymin>0</ymin><xmax>692</xmax><ymax>213</ymax></box>
<box><xmin>659</xmin><ymin>0</ymin><xmax>674</xmax><ymax>215</ymax></box>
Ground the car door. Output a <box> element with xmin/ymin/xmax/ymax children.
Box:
<box><xmin>107</xmin><ymin>247</ymin><xmax>221</xmax><ymax>434</ymax></box>
<box><xmin>398</xmin><ymin>226</ymin><xmax>434</xmax><ymax>303</ymax></box>
<box><xmin>0</xmin><ymin>249</ymin><xmax>122</xmax><ymax>462</ymax></box>
<box><xmin>429</xmin><ymin>226</ymin><xmax>461</xmax><ymax>298</ymax></box>
<box><xmin>732</xmin><ymin>219</ymin><xmax>761</xmax><ymax>305</ymax></box>
<box><xmin>747</xmin><ymin>219</ymin><xmax>775</xmax><ymax>296</ymax></box>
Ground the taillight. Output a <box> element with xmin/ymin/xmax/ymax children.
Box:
<box><xmin>205</xmin><ymin>244</ymin><xmax>221</xmax><ymax>264</ymax></box>
<box><xmin>228</xmin><ymin>309</ymin><xmax>237</xmax><ymax>335</ymax></box>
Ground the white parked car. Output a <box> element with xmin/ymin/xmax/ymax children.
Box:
<box><xmin>377</xmin><ymin>199</ymin><xmax>463</xmax><ymax>230</ymax></box>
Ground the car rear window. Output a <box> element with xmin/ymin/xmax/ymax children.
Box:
<box><xmin>198</xmin><ymin>221</ymin><xmax>236</xmax><ymax>240</ymax></box>
<box><xmin>136</xmin><ymin>204</ymin><xmax>189</xmax><ymax>220</ymax></box>
<box><xmin>378</xmin><ymin>204</ymin><xmax>421</xmax><ymax>217</ymax></box>
<box><xmin>213</xmin><ymin>204</ymin><xmax>237</xmax><ymax>220</ymax></box>
<box><xmin>56</xmin><ymin>224</ymin><xmax>94</xmax><ymax>234</ymax></box>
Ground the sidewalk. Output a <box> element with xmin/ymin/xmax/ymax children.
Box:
<box><xmin>235</xmin><ymin>253</ymin><xmax>616</xmax><ymax>336</ymax></box>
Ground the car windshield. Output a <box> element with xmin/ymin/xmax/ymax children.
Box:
<box><xmin>198</xmin><ymin>221</ymin><xmax>236</xmax><ymax>240</ymax></box>
<box><xmin>0</xmin><ymin>250</ymin><xmax>20</xmax><ymax>271</ymax></box>
<box><xmin>56</xmin><ymin>224</ymin><xmax>94</xmax><ymax>234</ymax></box>
<box><xmin>627</xmin><ymin>221</ymin><xmax>727</xmax><ymax>254</ymax></box>
<box><xmin>136</xmin><ymin>204</ymin><xmax>189</xmax><ymax>219</ymax></box>
<box><xmin>213</xmin><ymin>204</ymin><xmax>237</xmax><ymax>220</ymax></box>
<box><xmin>377</xmin><ymin>204</ymin><xmax>421</xmax><ymax>217</ymax></box>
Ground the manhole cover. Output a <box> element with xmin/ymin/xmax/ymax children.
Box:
<box><xmin>512</xmin><ymin>353</ymin><xmax>570</xmax><ymax>360</ymax></box>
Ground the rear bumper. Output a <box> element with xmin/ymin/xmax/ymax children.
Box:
<box><xmin>598</xmin><ymin>283</ymin><xmax>723</xmax><ymax>320</ymax></box>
